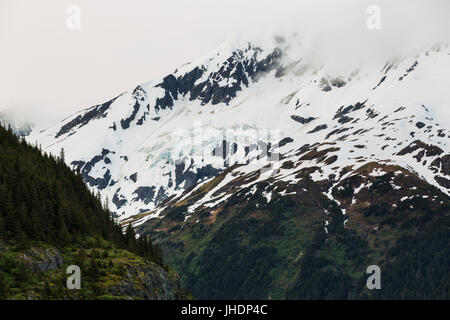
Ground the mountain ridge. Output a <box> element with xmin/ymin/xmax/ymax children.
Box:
<box><xmin>26</xmin><ymin>32</ymin><xmax>450</xmax><ymax>299</ymax></box>
<box><xmin>28</xmin><ymin>34</ymin><xmax>450</xmax><ymax>222</ymax></box>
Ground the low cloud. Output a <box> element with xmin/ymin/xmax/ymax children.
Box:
<box><xmin>1</xmin><ymin>0</ymin><xmax>449</xmax><ymax>129</ymax></box>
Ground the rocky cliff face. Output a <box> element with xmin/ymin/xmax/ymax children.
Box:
<box><xmin>0</xmin><ymin>244</ymin><xmax>187</xmax><ymax>300</ymax></box>
<box><xmin>104</xmin><ymin>259</ymin><xmax>186</xmax><ymax>300</ymax></box>
<box><xmin>19</xmin><ymin>247</ymin><xmax>65</xmax><ymax>273</ymax></box>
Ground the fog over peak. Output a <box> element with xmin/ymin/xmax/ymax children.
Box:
<box><xmin>1</xmin><ymin>0</ymin><xmax>449</xmax><ymax>129</ymax></box>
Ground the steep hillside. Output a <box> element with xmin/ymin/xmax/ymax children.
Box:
<box><xmin>0</xmin><ymin>125</ymin><xmax>187</xmax><ymax>299</ymax></box>
<box><xmin>138</xmin><ymin>161</ymin><xmax>450</xmax><ymax>299</ymax></box>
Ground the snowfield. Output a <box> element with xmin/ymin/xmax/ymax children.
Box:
<box><xmin>28</xmin><ymin>32</ymin><xmax>450</xmax><ymax>224</ymax></box>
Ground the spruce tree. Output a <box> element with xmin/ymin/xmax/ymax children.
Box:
<box><xmin>58</xmin><ymin>147</ymin><xmax>65</xmax><ymax>163</ymax></box>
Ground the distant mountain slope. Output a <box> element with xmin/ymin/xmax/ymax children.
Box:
<box><xmin>140</xmin><ymin>161</ymin><xmax>449</xmax><ymax>299</ymax></box>
<box><xmin>0</xmin><ymin>125</ymin><xmax>186</xmax><ymax>300</ymax></box>
<box><xmin>28</xmin><ymin>35</ymin><xmax>450</xmax><ymax>223</ymax></box>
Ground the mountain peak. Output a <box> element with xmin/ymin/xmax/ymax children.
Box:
<box><xmin>28</xmin><ymin>35</ymin><xmax>450</xmax><ymax>223</ymax></box>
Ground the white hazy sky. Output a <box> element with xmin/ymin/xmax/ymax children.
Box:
<box><xmin>1</xmin><ymin>0</ymin><xmax>449</xmax><ymax>128</ymax></box>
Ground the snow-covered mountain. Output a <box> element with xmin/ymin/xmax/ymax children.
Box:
<box><xmin>28</xmin><ymin>32</ymin><xmax>450</xmax><ymax>227</ymax></box>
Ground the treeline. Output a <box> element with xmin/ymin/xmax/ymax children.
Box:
<box><xmin>0</xmin><ymin>124</ymin><xmax>163</xmax><ymax>266</ymax></box>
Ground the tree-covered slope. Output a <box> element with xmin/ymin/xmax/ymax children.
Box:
<box><xmin>137</xmin><ymin>162</ymin><xmax>450</xmax><ymax>299</ymax></box>
<box><xmin>0</xmin><ymin>125</ymin><xmax>187</xmax><ymax>299</ymax></box>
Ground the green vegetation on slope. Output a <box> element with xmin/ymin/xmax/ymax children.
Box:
<box><xmin>0</xmin><ymin>124</ymin><xmax>186</xmax><ymax>299</ymax></box>
<box><xmin>139</xmin><ymin>164</ymin><xmax>450</xmax><ymax>299</ymax></box>
<box><xmin>0</xmin><ymin>241</ymin><xmax>187</xmax><ymax>300</ymax></box>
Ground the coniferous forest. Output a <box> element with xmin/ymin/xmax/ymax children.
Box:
<box><xmin>0</xmin><ymin>124</ymin><xmax>181</xmax><ymax>299</ymax></box>
<box><xmin>0</xmin><ymin>124</ymin><xmax>160</xmax><ymax>261</ymax></box>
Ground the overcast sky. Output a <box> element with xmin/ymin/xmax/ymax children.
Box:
<box><xmin>1</xmin><ymin>0</ymin><xmax>449</xmax><ymax>128</ymax></box>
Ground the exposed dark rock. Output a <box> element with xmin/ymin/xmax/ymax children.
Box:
<box><xmin>155</xmin><ymin>74</ymin><xmax>184</xmax><ymax>111</ymax></box>
<box><xmin>399</xmin><ymin>61</ymin><xmax>418</xmax><ymax>81</ymax></box>
<box><xmin>155</xmin><ymin>46</ymin><xmax>282</xmax><ymax>110</ymax></box>
<box><xmin>155</xmin><ymin>187</ymin><xmax>169</xmax><ymax>206</ymax></box>
<box><xmin>365</xmin><ymin>108</ymin><xmax>379</xmax><ymax>119</ymax></box>
<box><xmin>333</xmin><ymin>100</ymin><xmax>367</xmax><ymax>121</ymax></box>
<box><xmin>136</xmin><ymin>114</ymin><xmax>146</xmax><ymax>125</ymax></box>
<box><xmin>71</xmin><ymin>160</ymin><xmax>86</xmax><ymax>172</ymax></box>
<box><xmin>307</xmin><ymin>124</ymin><xmax>328</xmax><ymax>134</ymax></box>
<box><xmin>56</xmin><ymin>96</ymin><xmax>119</xmax><ymax>138</ymax></box>
<box><xmin>326</xmin><ymin>127</ymin><xmax>351</xmax><ymax>140</ymax></box>
<box><xmin>281</xmin><ymin>160</ymin><xmax>295</xmax><ymax>169</ymax></box>
<box><xmin>113</xmin><ymin>188</ymin><xmax>128</xmax><ymax>209</ymax></box>
<box><xmin>75</xmin><ymin>149</ymin><xmax>113</xmax><ymax>189</ymax></box>
<box><xmin>397</xmin><ymin>140</ymin><xmax>443</xmax><ymax>157</ymax></box>
<box><xmin>430</xmin><ymin>155</ymin><xmax>450</xmax><ymax>176</ymax></box>
<box><xmin>175</xmin><ymin>161</ymin><xmax>221</xmax><ymax>190</ymax></box>
<box><xmin>290</xmin><ymin>115</ymin><xmax>316</xmax><ymax>124</ymax></box>
<box><xmin>435</xmin><ymin>176</ymin><xmax>450</xmax><ymax>189</ymax></box>
<box><xmin>324</xmin><ymin>155</ymin><xmax>338</xmax><ymax>165</ymax></box>
<box><xmin>330</xmin><ymin>77</ymin><xmax>346</xmax><ymax>88</ymax></box>
<box><xmin>414</xmin><ymin>150</ymin><xmax>425</xmax><ymax>162</ymax></box>
<box><xmin>373</xmin><ymin>76</ymin><xmax>386</xmax><ymax>89</ymax></box>
<box><xmin>109</xmin><ymin>123</ymin><xmax>117</xmax><ymax>131</ymax></box>
<box><xmin>19</xmin><ymin>247</ymin><xmax>64</xmax><ymax>273</ymax></box>
<box><xmin>416</xmin><ymin>122</ymin><xmax>426</xmax><ymax>129</ymax></box>
<box><xmin>91</xmin><ymin>170</ymin><xmax>111</xmax><ymax>190</ymax></box>
<box><xmin>121</xmin><ymin>101</ymin><xmax>141</xmax><ymax>130</ymax></box>
<box><xmin>133</xmin><ymin>186</ymin><xmax>156</xmax><ymax>205</ymax></box>
<box><xmin>175</xmin><ymin>160</ymin><xmax>194</xmax><ymax>187</ymax></box>
<box><xmin>296</xmin><ymin>143</ymin><xmax>314</xmax><ymax>156</ymax></box>
<box><xmin>103</xmin><ymin>260</ymin><xmax>186</xmax><ymax>300</ymax></box>
<box><xmin>441</xmin><ymin>155</ymin><xmax>450</xmax><ymax>176</ymax></box>
<box><xmin>394</xmin><ymin>106</ymin><xmax>406</xmax><ymax>113</ymax></box>
<box><xmin>120</xmin><ymin>86</ymin><xmax>148</xmax><ymax>129</ymax></box>
<box><xmin>338</xmin><ymin>116</ymin><xmax>354</xmax><ymax>124</ymax></box>
<box><xmin>278</xmin><ymin>137</ymin><xmax>294</xmax><ymax>148</ymax></box>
